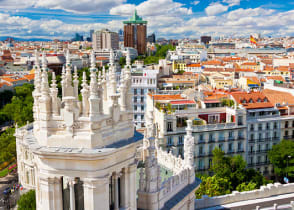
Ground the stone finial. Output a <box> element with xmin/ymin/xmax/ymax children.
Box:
<box><xmin>66</xmin><ymin>49</ymin><xmax>70</xmax><ymax>66</ymax></box>
<box><xmin>126</xmin><ymin>48</ymin><xmax>131</xmax><ymax>66</ymax></box>
<box><xmin>90</xmin><ymin>50</ymin><xmax>96</xmax><ymax>70</ymax></box>
<box><xmin>73</xmin><ymin>66</ymin><xmax>79</xmax><ymax>98</ymax></box>
<box><xmin>41</xmin><ymin>51</ymin><xmax>47</xmax><ymax>71</ymax></box>
<box><xmin>51</xmin><ymin>72</ymin><xmax>57</xmax><ymax>89</ymax></box>
<box><xmin>109</xmin><ymin>49</ymin><xmax>114</xmax><ymax>66</ymax></box>
<box><xmin>41</xmin><ymin>70</ymin><xmax>50</xmax><ymax>95</ymax></box>
<box><xmin>34</xmin><ymin>49</ymin><xmax>40</xmax><ymax>68</ymax></box>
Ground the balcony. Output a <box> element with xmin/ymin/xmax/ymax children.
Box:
<box><xmin>237</xmin><ymin>136</ymin><xmax>245</xmax><ymax>140</ymax></box>
<box><xmin>218</xmin><ymin>137</ymin><xmax>225</xmax><ymax>142</ymax></box>
<box><xmin>272</xmin><ymin>137</ymin><xmax>280</xmax><ymax>141</ymax></box>
<box><xmin>197</xmin><ymin>153</ymin><xmax>206</xmax><ymax>158</ymax></box>
<box><xmin>235</xmin><ymin>150</ymin><xmax>244</xmax><ymax>153</ymax></box>
<box><xmin>227</xmin><ymin>150</ymin><xmax>235</xmax><ymax>154</ymax></box>
<box><xmin>197</xmin><ymin>168</ymin><xmax>207</xmax><ymax>172</ymax></box>
<box><xmin>228</xmin><ymin>136</ymin><xmax>235</xmax><ymax>141</ymax></box>
<box><xmin>207</xmin><ymin>139</ymin><xmax>215</xmax><ymax>143</ymax></box>
<box><xmin>284</xmin><ymin>135</ymin><xmax>294</xmax><ymax>140</ymax></box>
<box><xmin>197</xmin><ymin>140</ymin><xmax>206</xmax><ymax>144</ymax></box>
<box><xmin>249</xmin><ymin>139</ymin><xmax>255</xmax><ymax>143</ymax></box>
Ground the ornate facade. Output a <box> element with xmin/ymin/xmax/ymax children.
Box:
<box><xmin>16</xmin><ymin>49</ymin><xmax>199</xmax><ymax>210</ymax></box>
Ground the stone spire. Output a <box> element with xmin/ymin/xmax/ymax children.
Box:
<box><xmin>34</xmin><ymin>50</ymin><xmax>41</xmax><ymax>93</ymax></box>
<box><xmin>63</xmin><ymin>49</ymin><xmax>74</xmax><ymax>98</ymax></box>
<box><xmin>184</xmin><ymin>120</ymin><xmax>195</xmax><ymax>169</ymax></box>
<box><xmin>41</xmin><ymin>51</ymin><xmax>47</xmax><ymax>72</ymax></box>
<box><xmin>61</xmin><ymin>65</ymin><xmax>65</xmax><ymax>97</ymax></box>
<box><xmin>50</xmin><ymin>72</ymin><xmax>59</xmax><ymax>116</ymax></box>
<box><xmin>39</xmin><ymin>53</ymin><xmax>51</xmax><ymax>120</ymax></box>
<box><xmin>89</xmin><ymin>51</ymin><xmax>100</xmax><ymax>118</ymax></box>
<box><xmin>126</xmin><ymin>48</ymin><xmax>131</xmax><ymax>67</ymax></box>
<box><xmin>81</xmin><ymin>71</ymin><xmax>89</xmax><ymax>117</ymax></box>
<box><xmin>73</xmin><ymin>66</ymin><xmax>79</xmax><ymax>99</ymax></box>
<box><xmin>102</xmin><ymin>66</ymin><xmax>107</xmax><ymax>101</ymax></box>
<box><xmin>109</xmin><ymin>49</ymin><xmax>114</xmax><ymax>66</ymax></box>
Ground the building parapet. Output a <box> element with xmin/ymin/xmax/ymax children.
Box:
<box><xmin>195</xmin><ymin>183</ymin><xmax>294</xmax><ymax>210</ymax></box>
<box><xmin>157</xmin><ymin>147</ymin><xmax>184</xmax><ymax>174</ymax></box>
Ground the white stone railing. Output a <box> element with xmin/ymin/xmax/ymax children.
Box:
<box><xmin>195</xmin><ymin>183</ymin><xmax>294</xmax><ymax>210</ymax></box>
<box><xmin>176</xmin><ymin>122</ymin><xmax>238</xmax><ymax>133</ymax></box>
<box><xmin>157</xmin><ymin>147</ymin><xmax>185</xmax><ymax>174</ymax></box>
<box><xmin>159</xmin><ymin>168</ymin><xmax>190</xmax><ymax>207</ymax></box>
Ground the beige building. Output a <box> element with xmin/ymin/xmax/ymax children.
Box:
<box><xmin>92</xmin><ymin>29</ymin><xmax>119</xmax><ymax>51</ymax></box>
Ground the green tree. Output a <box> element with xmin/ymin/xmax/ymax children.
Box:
<box><xmin>221</xmin><ymin>99</ymin><xmax>235</xmax><ymax>107</ymax></box>
<box><xmin>268</xmin><ymin>140</ymin><xmax>294</xmax><ymax>178</ymax></box>
<box><xmin>17</xmin><ymin>190</ymin><xmax>36</xmax><ymax>210</ymax></box>
<box><xmin>196</xmin><ymin>175</ymin><xmax>231</xmax><ymax>199</ymax></box>
<box><xmin>236</xmin><ymin>181</ymin><xmax>257</xmax><ymax>192</ymax></box>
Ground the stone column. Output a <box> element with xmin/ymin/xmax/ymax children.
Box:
<box><xmin>120</xmin><ymin>168</ymin><xmax>129</xmax><ymax>208</ymax></box>
<box><xmin>114</xmin><ymin>172</ymin><xmax>119</xmax><ymax>210</ymax></box>
<box><xmin>69</xmin><ymin>179</ymin><xmax>76</xmax><ymax>210</ymax></box>
<box><xmin>128</xmin><ymin>164</ymin><xmax>137</xmax><ymax>209</ymax></box>
<box><xmin>83</xmin><ymin>177</ymin><xmax>109</xmax><ymax>210</ymax></box>
<box><xmin>38</xmin><ymin>175</ymin><xmax>63</xmax><ymax>210</ymax></box>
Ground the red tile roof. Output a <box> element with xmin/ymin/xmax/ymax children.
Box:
<box><xmin>170</xmin><ymin>100</ymin><xmax>195</xmax><ymax>105</ymax></box>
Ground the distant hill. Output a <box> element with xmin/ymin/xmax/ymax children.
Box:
<box><xmin>0</xmin><ymin>36</ymin><xmax>53</xmax><ymax>42</ymax></box>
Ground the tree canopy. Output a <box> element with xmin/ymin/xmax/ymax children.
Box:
<box><xmin>17</xmin><ymin>190</ymin><xmax>36</xmax><ymax>210</ymax></box>
<box><xmin>196</xmin><ymin>148</ymin><xmax>270</xmax><ymax>198</ymax></box>
<box><xmin>268</xmin><ymin>140</ymin><xmax>294</xmax><ymax>179</ymax></box>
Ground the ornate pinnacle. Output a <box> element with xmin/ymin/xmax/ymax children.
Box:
<box><xmin>34</xmin><ymin>49</ymin><xmax>40</xmax><ymax>69</ymax></box>
<box><xmin>51</xmin><ymin>72</ymin><xmax>57</xmax><ymax>89</ymax></box>
<box><xmin>109</xmin><ymin>49</ymin><xmax>114</xmax><ymax>66</ymax></box>
<box><xmin>73</xmin><ymin>66</ymin><xmax>78</xmax><ymax>81</ymax></box>
<box><xmin>41</xmin><ymin>51</ymin><xmax>47</xmax><ymax>71</ymax></box>
<box><xmin>126</xmin><ymin>48</ymin><xmax>131</xmax><ymax>66</ymax></box>
<box><xmin>90</xmin><ymin>50</ymin><xmax>96</xmax><ymax>70</ymax></box>
<box><xmin>66</xmin><ymin>49</ymin><xmax>70</xmax><ymax>66</ymax></box>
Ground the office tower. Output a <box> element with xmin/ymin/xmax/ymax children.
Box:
<box><xmin>92</xmin><ymin>29</ymin><xmax>119</xmax><ymax>50</ymax></box>
<box><xmin>123</xmin><ymin>10</ymin><xmax>147</xmax><ymax>55</ymax></box>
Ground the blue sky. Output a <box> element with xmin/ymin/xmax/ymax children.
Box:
<box><xmin>0</xmin><ymin>0</ymin><xmax>294</xmax><ymax>40</ymax></box>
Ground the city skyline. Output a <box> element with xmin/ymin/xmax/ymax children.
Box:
<box><xmin>0</xmin><ymin>0</ymin><xmax>294</xmax><ymax>40</ymax></box>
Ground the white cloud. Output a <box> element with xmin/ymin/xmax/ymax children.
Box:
<box><xmin>223</xmin><ymin>0</ymin><xmax>240</xmax><ymax>6</ymax></box>
<box><xmin>111</xmin><ymin>0</ymin><xmax>192</xmax><ymax>17</ymax></box>
<box><xmin>0</xmin><ymin>0</ymin><xmax>126</xmax><ymax>13</ymax></box>
<box><xmin>191</xmin><ymin>1</ymin><xmax>200</xmax><ymax>5</ymax></box>
<box><xmin>205</xmin><ymin>3</ymin><xmax>228</xmax><ymax>16</ymax></box>
<box><xmin>227</xmin><ymin>8</ymin><xmax>275</xmax><ymax>20</ymax></box>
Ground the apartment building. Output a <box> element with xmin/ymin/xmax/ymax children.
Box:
<box><xmin>147</xmin><ymin>93</ymin><xmax>247</xmax><ymax>174</ymax></box>
<box><xmin>231</xmin><ymin>91</ymin><xmax>281</xmax><ymax>178</ymax></box>
<box><xmin>131</xmin><ymin>67</ymin><xmax>159</xmax><ymax>129</ymax></box>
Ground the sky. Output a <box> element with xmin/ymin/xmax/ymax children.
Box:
<box><xmin>0</xmin><ymin>0</ymin><xmax>294</xmax><ymax>40</ymax></box>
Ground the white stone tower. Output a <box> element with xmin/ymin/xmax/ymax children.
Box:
<box><xmin>16</xmin><ymin>50</ymin><xmax>143</xmax><ymax>210</ymax></box>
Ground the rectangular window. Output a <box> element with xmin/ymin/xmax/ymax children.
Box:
<box><xmin>141</xmin><ymin>89</ymin><xmax>144</xmax><ymax>95</ymax></box>
<box><xmin>238</xmin><ymin>142</ymin><xmax>242</xmax><ymax>151</ymax></box>
<box><xmin>134</xmin><ymin>114</ymin><xmax>137</xmax><ymax>120</ymax></box>
<box><xmin>229</xmin><ymin>143</ymin><xmax>233</xmax><ymax>152</ymax></box>
<box><xmin>238</xmin><ymin>116</ymin><xmax>243</xmax><ymax>125</ymax></box>
<box><xmin>199</xmin><ymin>146</ymin><xmax>203</xmax><ymax>155</ymax></box>
<box><xmin>250</xmin><ymin>124</ymin><xmax>254</xmax><ymax>131</ymax></box>
<box><xmin>141</xmin><ymin>105</ymin><xmax>144</xmax><ymax>111</ymax></box>
<box><xmin>167</xmin><ymin>136</ymin><xmax>173</xmax><ymax>145</ymax></box>
<box><xmin>199</xmin><ymin>134</ymin><xmax>204</xmax><ymax>141</ymax></box>
<box><xmin>134</xmin><ymin>89</ymin><xmax>137</xmax><ymax>95</ymax></box>
<box><xmin>134</xmin><ymin>97</ymin><xmax>137</xmax><ymax>103</ymax></box>
<box><xmin>209</xmin><ymin>133</ymin><xmax>214</xmax><ymax>141</ymax></box>
<box><xmin>141</xmin><ymin>97</ymin><xmax>144</xmax><ymax>103</ymax></box>
<box><xmin>134</xmin><ymin>105</ymin><xmax>137</xmax><ymax>111</ymax></box>
<box><xmin>178</xmin><ymin>136</ymin><xmax>183</xmax><ymax>145</ymax></box>
<box><xmin>219</xmin><ymin>144</ymin><xmax>223</xmax><ymax>151</ymax></box>
<box><xmin>167</xmin><ymin>122</ymin><xmax>173</xmax><ymax>132</ymax></box>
